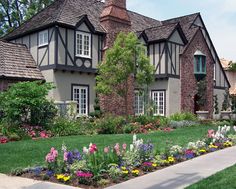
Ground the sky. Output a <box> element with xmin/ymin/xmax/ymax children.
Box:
<box><xmin>127</xmin><ymin>0</ymin><xmax>236</xmax><ymax>61</ymax></box>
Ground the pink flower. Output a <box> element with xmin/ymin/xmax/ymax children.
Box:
<box><xmin>89</xmin><ymin>143</ymin><xmax>97</xmax><ymax>154</ymax></box>
<box><xmin>104</xmin><ymin>147</ymin><xmax>109</xmax><ymax>153</ymax></box>
<box><xmin>40</xmin><ymin>131</ymin><xmax>48</xmax><ymax>138</ymax></box>
<box><xmin>64</xmin><ymin>151</ymin><xmax>68</xmax><ymax>161</ymax></box>
<box><xmin>114</xmin><ymin>143</ymin><xmax>120</xmax><ymax>155</ymax></box>
<box><xmin>45</xmin><ymin>147</ymin><xmax>58</xmax><ymax>163</ymax></box>
<box><xmin>208</xmin><ymin>130</ymin><xmax>215</xmax><ymax>138</ymax></box>
<box><xmin>76</xmin><ymin>171</ymin><xmax>93</xmax><ymax>178</ymax></box>
<box><xmin>122</xmin><ymin>143</ymin><xmax>127</xmax><ymax>151</ymax></box>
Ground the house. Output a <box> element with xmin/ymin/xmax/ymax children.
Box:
<box><xmin>3</xmin><ymin>0</ymin><xmax>230</xmax><ymax>118</ymax></box>
<box><xmin>0</xmin><ymin>40</ymin><xmax>44</xmax><ymax>91</ymax></box>
<box><xmin>221</xmin><ymin>58</ymin><xmax>236</xmax><ymax>96</ymax></box>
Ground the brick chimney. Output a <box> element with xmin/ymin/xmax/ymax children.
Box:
<box><xmin>100</xmin><ymin>0</ymin><xmax>131</xmax><ymax>47</ymax></box>
<box><xmin>99</xmin><ymin>0</ymin><xmax>134</xmax><ymax>116</ymax></box>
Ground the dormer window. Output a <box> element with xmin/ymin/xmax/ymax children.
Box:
<box><xmin>194</xmin><ymin>50</ymin><xmax>206</xmax><ymax>75</ymax></box>
<box><xmin>38</xmin><ymin>30</ymin><xmax>48</xmax><ymax>47</ymax></box>
<box><xmin>76</xmin><ymin>31</ymin><xmax>91</xmax><ymax>58</ymax></box>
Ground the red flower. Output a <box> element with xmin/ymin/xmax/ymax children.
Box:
<box><xmin>0</xmin><ymin>137</ymin><xmax>8</xmax><ymax>144</ymax></box>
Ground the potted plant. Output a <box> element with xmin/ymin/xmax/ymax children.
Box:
<box><xmin>221</xmin><ymin>89</ymin><xmax>232</xmax><ymax>120</ymax></box>
<box><xmin>195</xmin><ymin>79</ymin><xmax>209</xmax><ymax>120</ymax></box>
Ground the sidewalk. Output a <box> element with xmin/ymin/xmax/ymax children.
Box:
<box><xmin>106</xmin><ymin>146</ymin><xmax>236</xmax><ymax>189</ymax></box>
<box><xmin>0</xmin><ymin>146</ymin><xmax>236</xmax><ymax>189</ymax></box>
<box><xmin>0</xmin><ymin>174</ymin><xmax>81</xmax><ymax>189</ymax></box>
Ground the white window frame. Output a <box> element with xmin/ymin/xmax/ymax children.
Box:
<box><xmin>134</xmin><ymin>90</ymin><xmax>144</xmax><ymax>115</ymax></box>
<box><xmin>151</xmin><ymin>91</ymin><xmax>165</xmax><ymax>116</ymax></box>
<box><xmin>76</xmin><ymin>31</ymin><xmax>91</xmax><ymax>58</ymax></box>
<box><xmin>72</xmin><ymin>85</ymin><xmax>89</xmax><ymax>116</ymax></box>
<box><xmin>38</xmin><ymin>30</ymin><xmax>48</xmax><ymax>47</ymax></box>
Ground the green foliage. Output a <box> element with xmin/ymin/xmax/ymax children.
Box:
<box><xmin>214</xmin><ymin>95</ymin><xmax>219</xmax><ymax>114</ymax></box>
<box><xmin>96</xmin><ymin>115</ymin><xmax>126</xmax><ymax>134</ymax></box>
<box><xmin>0</xmin><ymin>0</ymin><xmax>54</xmax><ymax>37</ymax></box>
<box><xmin>96</xmin><ymin>32</ymin><xmax>154</xmax><ymax>115</ymax></box>
<box><xmin>89</xmin><ymin>97</ymin><xmax>103</xmax><ymax>118</ymax></box>
<box><xmin>0</xmin><ymin>81</ymin><xmax>56</xmax><ymax>126</ymax></box>
<box><xmin>170</xmin><ymin>112</ymin><xmax>198</xmax><ymax>121</ymax></box>
<box><xmin>132</xmin><ymin>115</ymin><xmax>160</xmax><ymax>125</ymax></box>
<box><xmin>228</xmin><ymin>61</ymin><xmax>236</xmax><ymax>72</ymax></box>
<box><xmin>196</xmin><ymin>79</ymin><xmax>207</xmax><ymax>109</ymax></box>
<box><xmin>50</xmin><ymin>117</ymin><xmax>97</xmax><ymax>136</ymax></box>
<box><xmin>222</xmin><ymin>89</ymin><xmax>231</xmax><ymax>111</ymax></box>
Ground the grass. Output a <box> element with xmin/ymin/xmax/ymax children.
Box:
<box><xmin>0</xmin><ymin>124</ymin><xmax>214</xmax><ymax>174</ymax></box>
<box><xmin>186</xmin><ymin>164</ymin><xmax>236</xmax><ymax>189</ymax></box>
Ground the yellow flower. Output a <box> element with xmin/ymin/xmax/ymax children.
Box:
<box><xmin>199</xmin><ymin>149</ymin><xmax>206</xmax><ymax>153</ymax></box>
<box><xmin>63</xmin><ymin>176</ymin><xmax>70</xmax><ymax>182</ymax></box>
<box><xmin>121</xmin><ymin>166</ymin><xmax>127</xmax><ymax>171</ymax></box>
<box><xmin>131</xmin><ymin>170</ymin><xmax>139</xmax><ymax>175</ymax></box>
<box><xmin>56</xmin><ymin>174</ymin><xmax>64</xmax><ymax>180</ymax></box>
<box><xmin>161</xmin><ymin>160</ymin><xmax>169</xmax><ymax>164</ymax></box>
<box><xmin>224</xmin><ymin>141</ymin><xmax>233</xmax><ymax>147</ymax></box>
<box><xmin>209</xmin><ymin>144</ymin><xmax>218</xmax><ymax>149</ymax></box>
<box><xmin>152</xmin><ymin>163</ymin><xmax>158</xmax><ymax>167</ymax></box>
<box><xmin>168</xmin><ymin>157</ymin><xmax>175</xmax><ymax>163</ymax></box>
<box><xmin>122</xmin><ymin>170</ymin><xmax>129</xmax><ymax>174</ymax></box>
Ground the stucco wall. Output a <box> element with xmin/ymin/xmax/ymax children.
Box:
<box><xmin>168</xmin><ymin>78</ymin><xmax>181</xmax><ymax>115</ymax></box>
<box><xmin>53</xmin><ymin>71</ymin><xmax>96</xmax><ymax>113</ymax></box>
<box><xmin>213</xmin><ymin>88</ymin><xmax>225</xmax><ymax>116</ymax></box>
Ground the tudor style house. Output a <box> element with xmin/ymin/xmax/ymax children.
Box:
<box><xmin>4</xmin><ymin>0</ymin><xmax>230</xmax><ymax>118</ymax></box>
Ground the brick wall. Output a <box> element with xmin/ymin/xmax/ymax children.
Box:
<box><xmin>99</xmin><ymin>0</ymin><xmax>135</xmax><ymax>115</ymax></box>
<box><xmin>180</xmin><ymin>29</ymin><xmax>214</xmax><ymax>118</ymax></box>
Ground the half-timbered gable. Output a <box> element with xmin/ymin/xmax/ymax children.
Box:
<box><xmin>145</xmin><ymin>23</ymin><xmax>187</xmax><ymax>78</ymax></box>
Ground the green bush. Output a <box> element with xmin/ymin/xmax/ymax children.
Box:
<box><xmin>170</xmin><ymin>112</ymin><xmax>198</xmax><ymax>121</ymax></box>
<box><xmin>0</xmin><ymin>81</ymin><xmax>57</xmax><ymax>126</ymax></box>
<box><xmin>95</xmin><ymin>115</ymin><xmax>126</xmax><ymax>134</ymax></box>
<box><xmin>50</xmin><ymin>117</ymin><xmax>97</xmax><ymax>136</ymax></box>
<box><xmin>132</xmin><ymin>115</ymin><xmax>161</xmax><ymax>125</ymax></box>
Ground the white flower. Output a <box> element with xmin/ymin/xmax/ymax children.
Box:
<box><xmin>130</xmin><ymin>144</ymin><xmax>134</xmax><ymax>152</ymax></box>
<box><xmin>83</xmin><ymin>147</ymin><xmax>89</xmax><ymax>154</ymax></box>
<box><xmin>133</xmin><ymin>134</ymin><xmax>137</xmax><ymax>143</ymax></box>
<box><xmin>61</xmin><ymin>143</ymin><xmax>67</xmax><ymax>152</ymax></box>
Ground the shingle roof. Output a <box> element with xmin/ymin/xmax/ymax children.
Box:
<box><xmin>4</xmin><ymin>0</ymin><xmax>161</xmax><ymax>40</ymax></box>
<box><xmin>162</xmin><ymin>13</ymin><xmax>200</xmax><ymax>41</ymax></box>
<box><xmin>144</xmin><ymin>23</ymin><xmax>179</xmax><ymax>42</ymax></box>
<box><xmin>0</xmin><ymin>40</ymin><xmax>44</xmax><ymax>80</ymax></box>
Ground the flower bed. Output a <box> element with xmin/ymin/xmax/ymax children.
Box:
<box><xmin>14</xmin><ymin>125</ymin><xmax>236</xmax><ymax>188</ymax></box>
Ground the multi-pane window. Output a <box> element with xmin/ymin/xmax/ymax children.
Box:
<box><xmin>39</xmin><ymin>30</ymin><xmax>48</xmax><ymax>46</ymax></box>
<box><xmin>76</xmin><ymin>31</ymin><xmax>91</xmax><ymax>58</ymax></box>
<box><xmin>134</xmin><ymin>90</ymin><xmax>144</xmax><ymax>115</ymax></box>
<box><xmin>194</xmin><ymin>54</ymin><xmax>206</xmax><ymax>74</ymax></box>
<box><xmin>152</xmin><ymin>91</ymin><xmax>165</xmax><ymax>116</ymax></box>
<box><xmin>72</xmin><ymin>85</ymin><xmax>88</xmax><ymax>116</ymax></box>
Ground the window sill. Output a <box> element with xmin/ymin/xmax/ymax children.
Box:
<box><xmin>75</xmin><ymin>55</ymin><xmax>92</xmax><ymax>59</ymax></box>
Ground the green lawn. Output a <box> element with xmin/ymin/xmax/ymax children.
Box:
<box><xmin>0</xmin><ymin>125</ymin><xmax>214</xmax><ymax>174</ymax></box>
<box><xmin>186</xmin><ymin>164</ymin><xmax>236</xmax><ymax>189</ymax></box>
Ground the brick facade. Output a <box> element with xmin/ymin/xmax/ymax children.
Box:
<box><xmin>180</xmin><ymin>29</ymin><xmax>214</xmax><ymax>118</ymax></box>
<box><xmin>99</xmin><ymin>0</ymin><xmax>135</xmax><ymax>115</ymax></box>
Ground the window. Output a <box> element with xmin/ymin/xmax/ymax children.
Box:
<box><xmin>194</xmin><ymin>51</ymin><xmax>206</xmax><ymax>74</ymax></box>
<box><xmin>38</xmin><ymin>30</ymin><xmax>48</xmax><ymax>46</ymax></box>
<box><xmin>72</xmin><ymin>85</ymin><xmax>89</xmax><ymax>116</ymax></box>
<box><xmin>152</xmin><ymin>91</ymin><xmax>165</xmax><ymax>116</ymax></box>
<box><xmin>134</xmin><ymin>90</ymin><xmax>144</xmax><ymax>115</ymax></box>
<box><xmin>76</xmin><ymin>31</ymin><xmax>91</xmax><ymax>58</ymax></box>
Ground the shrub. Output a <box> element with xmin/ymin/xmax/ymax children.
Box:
<box><xmin>170</xmin><ymin>112</ymin><xmax>198</xmax><ymax>121</ymax></box>
<box><xmin>96</xmin><ymin>115</ymin><xmax>126</xmax><ymax>134</ymax></box>
<box><xmin>132</xmin><ymin>115</ymin><xmax>161</xmax><ymax>125</ymax></box>
<box><xmin>50</xmin><ymin>117</ymin><xmax>97</xmax><ymax>137</ymax></box>
<box><xmin>169</xmin><ymin>120</ymin><xmax>198</xmax><ymax>129</ymax></box>
<box><xmin>0</xmin><ymin>81</ymin><xmax>57</xmax><ymax>126</ymax></box>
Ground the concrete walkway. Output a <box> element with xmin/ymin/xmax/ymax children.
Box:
<box><xmin>0</xmin><ymin>146</ymin><xmax>236</xmax><ymax>189</ymax></box>
<box><xmin>0</xmin><ymin>174</ymin><xmax>81</xmax><ymax>189</ymax></box>
<box><xmin>106</xmin><ymin>146</ymin><xmax>236</xmax><ymax>189</ymax></box>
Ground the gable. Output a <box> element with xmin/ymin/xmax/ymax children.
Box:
<box><xmin>77</xmin><ymin>22</ymin><xmax>90</xmax><ymax>32</ymax></box>
<box><xmin>192</xmin><ymin>16</ymin><xmax>204</xmax><ymax>28</ymax></box>
<box><xmin>169</xmin><ymin>30</ymin><xmax>185</xmax><ymax>45</ymax></box>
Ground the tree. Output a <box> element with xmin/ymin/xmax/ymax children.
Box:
<box><xmin>96</xmin><ymin>32</ymin><xmax>155</xmax><ymax>116</ymax></box>
<box><xmin>0</xmin><ymin>0</ymin><xmax>54</xmax><ymax>37</ymax></box>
